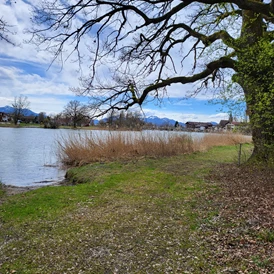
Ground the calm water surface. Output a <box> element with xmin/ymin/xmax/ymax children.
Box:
<box><xmin>0</xmin><ymin>127</ymin><xmax>70</xmax><ymax>187</ymax></box>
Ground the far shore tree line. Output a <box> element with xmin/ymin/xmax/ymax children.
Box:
<box><xmin>1</xmin><ymin>96</ymin><xmax>154</xmax><ymax>129</ymax></box>
<box><xmin>1</xmin><ymin>95</ymin><xmax>251</xmax><ymax>133</ymax></box>
<box><xmin>3</xmin><ymin>96</ymin><xmax>147</xmax><ymax>129</ymax></box>
<box><xmin>3</xmin><ymin>96</ymin><xmax>89</xmax><ymax>129</ymax></box>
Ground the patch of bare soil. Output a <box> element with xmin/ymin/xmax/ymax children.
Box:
<box><xmin>201</xmin><ymin>164</ymin><xmax>274</xmax><ymax>273</ymax></box>
<box><xmin>0</xmin><ymin>180</ymin><xmax>68</xmax><ymax>204</ymax></box>
<box><xmin>2</xmin><ymin>185</ymin><xmax>40</xmax><ymax>196</ymax></box>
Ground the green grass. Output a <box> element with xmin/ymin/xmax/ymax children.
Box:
<box><xmin>0</xmin><ymin>181</ymin><xmax>4</xmax><ymax>198</ymax></box>
<box><xmin>257</xmin><ymin>229</ymin><xmax>274</xmax><ymax>243</ymax></box>
<box><xmin>0</xmin><ymin>144</ymin><xmax>254</xmax><ymax>273</ymax></box>
<box><xmin>0</xmin><ymin>123</ymin><xmax>43</xmax><ymax>128</ymax></box>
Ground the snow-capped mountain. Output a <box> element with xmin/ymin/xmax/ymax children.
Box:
<box><xmin>144</xmin><ymin>116</ymin><xmax>186</xmax><ymax>127</ymax></box>
<box><xmin>96</xmin><ymin>115</ymin><xmax>186</xmax><ymax>127</ymax></box>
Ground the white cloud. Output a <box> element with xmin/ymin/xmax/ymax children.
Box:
<box><xmin>172</xmin><ymin>100</ymin><xmax>192</xmax><ymax>107</ymax></box>
<box><xmin>0</xmin><ymin>65</ymin><xmax>74</xmax><ymax>96</ymax></box>
<box><xmin>0</xmin><ymin>93</ymin><xmax>79</xmax><ymax>115</ymax></box>
<box><xmin>28</xmin><ymin>96</ymin><xmax>72</xmax><ymax>114</ymax></box>
<box><xmin>143</xmin><ymin>107</ymin><xmax>228</xmax><ymax>123</ymax></box>
<box><xmin>0</xmin><ymin>63</ymin><xmax>80</xmax><ymax>114</ymax></box>
<box><xmin>0</xmin><ymin>1</ymin><xmax>230</xmax><ymax>119</ymax></box>
<box><xmin>179</xmin><ymin>112</ymin><xmax>229</xmax><ymax>123</ymax></box>
<box><xmin>0</xmin><ymin>96</ymin><xmax>13</xmax><ymax>106</ymax></box>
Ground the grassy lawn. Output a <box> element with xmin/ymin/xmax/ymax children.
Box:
<box><xmin>0</xmin><ymin>123</ymin><xmax>43</xmax><ymax>128</ymax></box>
<box><xmin>1</xmin><ymin>144</ymin><xmax>273</xmax><ymax>273</ymax></box>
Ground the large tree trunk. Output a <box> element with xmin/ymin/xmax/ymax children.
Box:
<box><xmin>247</xmin><ymin>89</ymin><xmax>274</xmax><ymax>162</ymax></box>
<box><xmin>237</xmin><ymin>9</ymin><xmax>274</xmax><ymax>163</ymax></box>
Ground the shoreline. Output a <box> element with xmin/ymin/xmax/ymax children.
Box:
<box><xmin>2</xmin><ymin>179</ymin><xmax>69</xmax><ymax>196</ymax></box>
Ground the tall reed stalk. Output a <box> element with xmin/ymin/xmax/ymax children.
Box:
<box><xmin>58</xmin><ymin>132</ymin><xmax>251</xmax><ymax>166</ymax></box>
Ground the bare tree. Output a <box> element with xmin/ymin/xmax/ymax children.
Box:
<box><xmin>29</xmin><ymin>1</ymin><xmax>274</xmax><ymax>162</ymax></box>
<box><xmin>63</xmin><ymin>100</ymin><xmax>90</xmax><ymax>128</ymax></box>
<box><xmin>38</xmin><ymin>112</ymin><xmax>46</xmax><ymax>124</ymax></box>
<box><xmin>0</xmin><ymin>17</ymin><xmax>15</xmax><ymax>45</ymax></box>
<box><xmin>12</xmin><ymin>95</ymin><xmax>30</xmax><ymax>125</ymax></box>
<box><xmin>102</xmin><ymin>110</ymin><xmax>144</xmax><ymax>129</ymax></box>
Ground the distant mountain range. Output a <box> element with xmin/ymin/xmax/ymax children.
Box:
<box><xmin>1</xmin><ymin>105</ymin><xmax>218</xmax><ymax>126</ymax></box>
<box><xmin>0</xmin><ymin>105</ymin><xmax>38</xmax><ymax>117</ymax></box>
<box><xmin>144</xmin><ymin>116</ymin><xmax>186</xmax><ymax>127</ymax></box>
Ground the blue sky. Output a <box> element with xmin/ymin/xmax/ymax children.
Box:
<box><xmin>0</xmin><ymin>0</ymin><xmax>233</xmax><ymax>123</ymax></box>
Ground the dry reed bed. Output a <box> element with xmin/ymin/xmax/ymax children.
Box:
<box><xmin>58</xmin><ymin>132</ymin><xmax>252</xmax><ymax>166</ymax></box>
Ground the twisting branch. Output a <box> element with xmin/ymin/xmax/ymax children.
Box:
<box><xmin>72</xmin><ymin>55</ymin><xmax>236</xmax><ymax>118</ymax></box>
<box><xmin>138</xmin><ymin>56</ymin><xmax>237</xmax><ymax>104</ymax></box>
<box><xmin>29</xmin><ymin>0</ymin><xmax>274</xmax><ymax>118</ymax></box>
<box><xmin>0</xmin><ymin>17</ymin><xmax>15</xmax><ymax>45</ymax></box>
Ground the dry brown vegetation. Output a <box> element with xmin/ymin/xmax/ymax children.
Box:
<box><xmin>197</xmin><ymin>132</ymin><xmax>251</xmax><ymax>151</ymax></box>
<box><xmin>58</xmin><ymin>132</ymin><xmax>252</xmax><ymax>166</ymax></box>
<box><xmin>199</xmin><ymin>164</ymin><xmax>274</xmax><ymax>273</ymax></box>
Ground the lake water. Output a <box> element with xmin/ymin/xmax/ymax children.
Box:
<box><xmin>0</xmin><ymin>127</ymin><xmax>201</xmax><ymax>187</ymax></box>
<box><xmin>0</xmin><ymin>127</ymin><xmax>69</xmax><ymax>187</ymax></box>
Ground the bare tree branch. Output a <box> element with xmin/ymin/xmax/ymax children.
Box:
<box><xmin>0</xmin><ymin>17</ymin><xmax>15</xmax><ymax>45</ymax></box>
<box><xmin>28</xmin><ymin>0</ymin><xmax>273</xmax><ymax>116</ymax></box>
